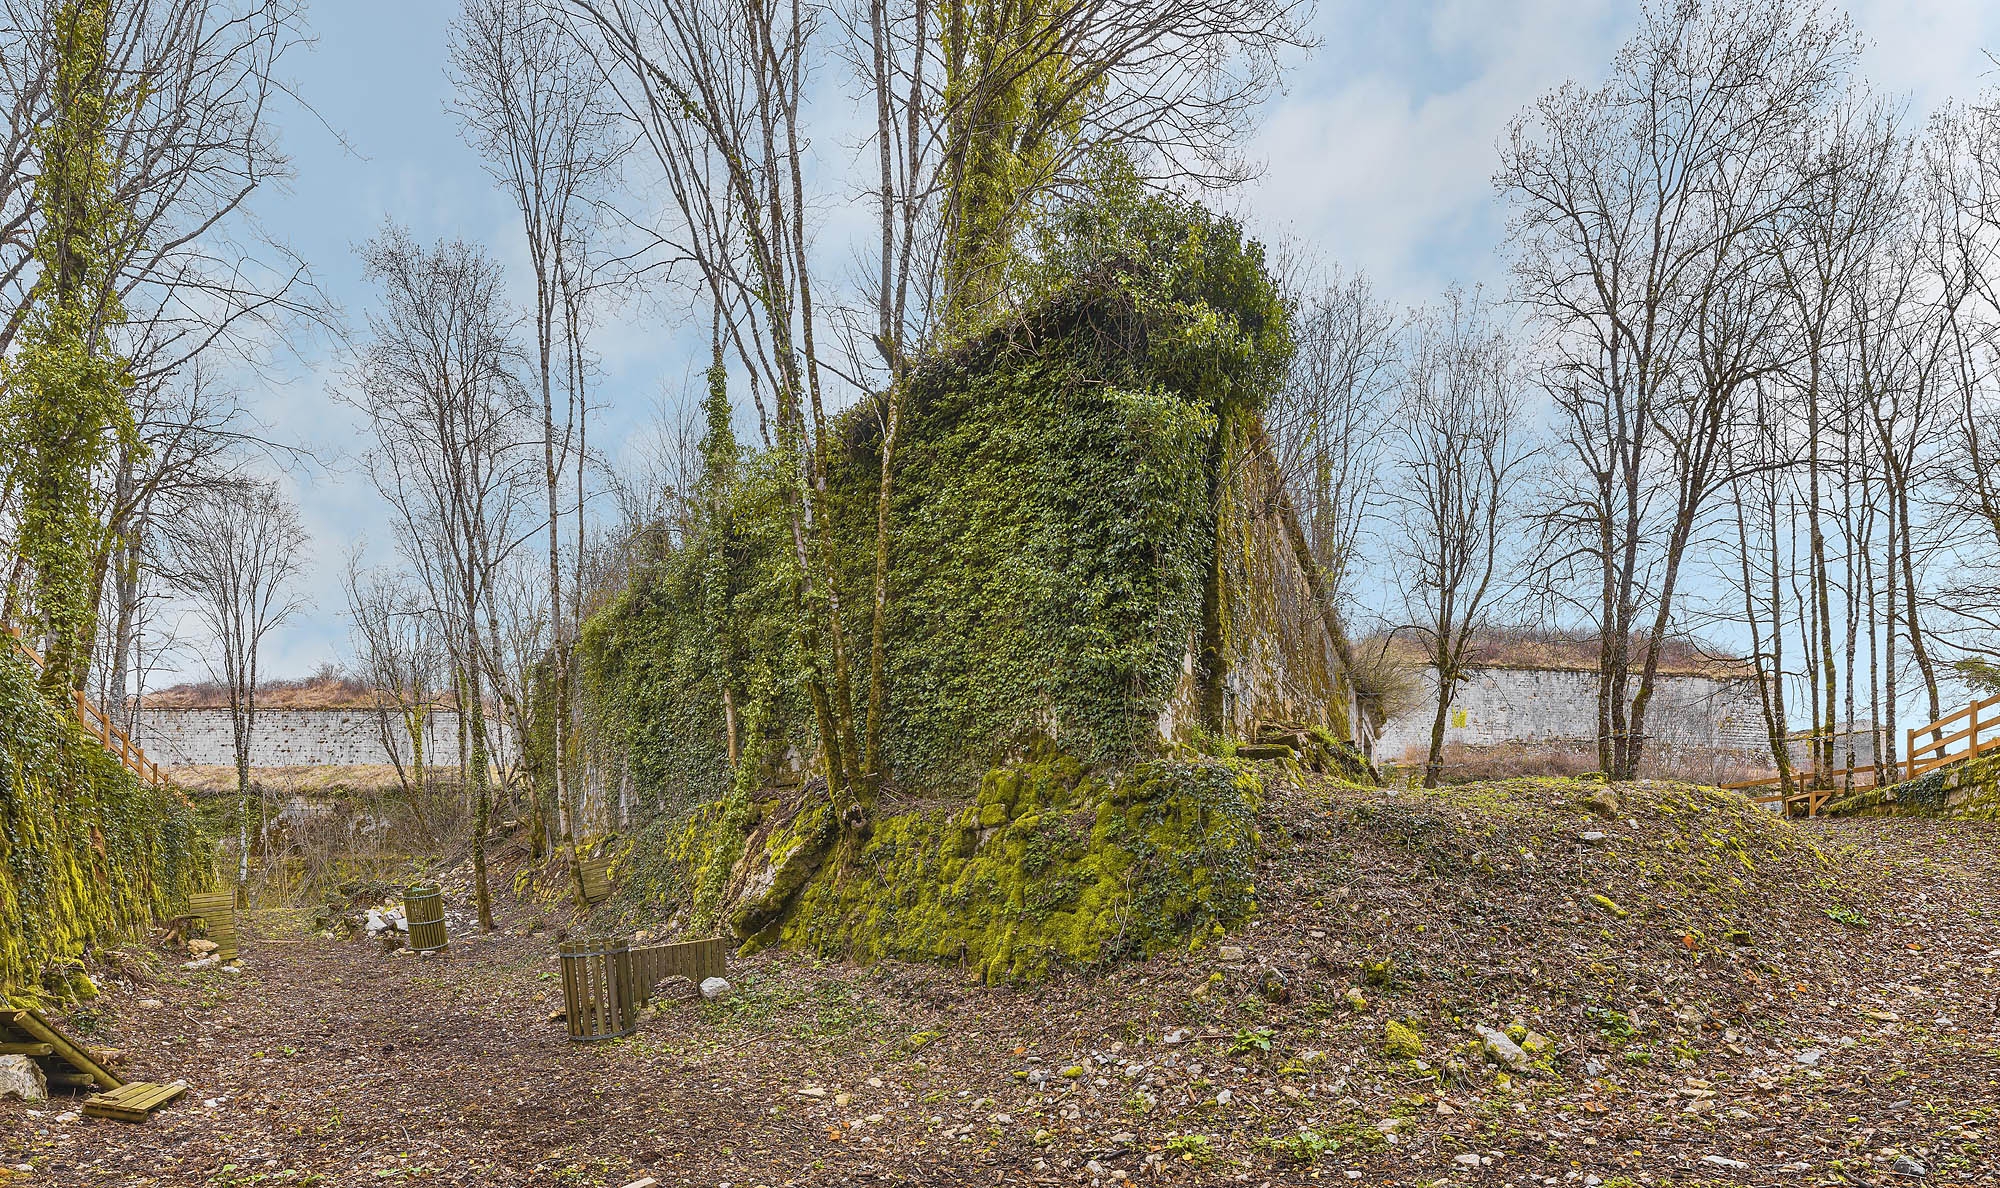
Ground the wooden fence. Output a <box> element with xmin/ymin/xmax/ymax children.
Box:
<box><xmin>1904</xmin><ymin>693</ymin><xmax>2000</xmax><ymax>779</ymax></box>
<box><xmin>558</xmin><ymin>936</ymin><xmax>728</xmax><ymax>1043</ymax></box>
<box><xmin>1723</xmin><ymin>765</ymin><xmax>1892</xmax><ymax>817</ymax></box>
<box><xmin>3</xmin><ymin>625</ymin><xmax>179</xmax><ymax>798</ymax></box>
<box><xmin>187</xmin><ymin>890</ymin><xmax>238</xmax><ymax>960</ymax></box>
<box><xmin>1723</xmin><ymin>693</ymin><xmax>2000</xmax><ymax>814</ymax></box>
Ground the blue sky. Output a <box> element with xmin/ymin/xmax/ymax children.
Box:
<box><xmin>212</xmin><ymin>0</ymin><xmax>2000</xmax><ymax>687</ymax></box>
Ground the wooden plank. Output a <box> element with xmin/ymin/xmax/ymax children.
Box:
<box><xmin>0</xmin><ymin>1042</ymin><xmax>53</xmax><ymax>1056</ymax></box>
<box><xmin>82</xmin><ymin>1079</ymin><xmax>188</xmax><ymax>1122</ymax></box>
<box><xmin>577</xmin><ymin>854</ymin><xmax>614</xmax><ymax>905</ymax></box>
<box><xmin>11</xmin><ymin>1009</ymin><xmax>119</xmax><ymax>1090</ymax></box>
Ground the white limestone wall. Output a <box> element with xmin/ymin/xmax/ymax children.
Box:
<box><xmin>1374</xmin><ymin>667</ymin><xmax>1766</xmax><ymax>763</ymax></box>
<box><xmin>135</xmin><ymin>707</ymin><xmax>510</xmax><ymax>768</ymax></box>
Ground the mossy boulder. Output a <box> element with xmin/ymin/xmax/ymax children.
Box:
<box><xmin>1383</xmin><ymin>1019</ymin><xmax>1424</xmax><ymax>1059</ymax></box>
<box><xmin>644</xmin><ymin>754</ymin><xmax>1264</xmax><ymax>983</ymax></box>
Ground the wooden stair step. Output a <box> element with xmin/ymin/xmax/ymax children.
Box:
<box><xmin>82</xmin><ymin>1079</ymin><xmax>187</xmax><ymax>1122</ymax></box>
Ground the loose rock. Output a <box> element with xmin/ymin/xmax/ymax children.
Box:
<box><xmin>0</xmin><ymin>1055</ymin><xmax>47</xmax><ymax>1103</ymax></box>
<box><xmin>1474</xmin><ymin>1026</ymin><xmax>1533</xmax><ymax>1074</ymax></box>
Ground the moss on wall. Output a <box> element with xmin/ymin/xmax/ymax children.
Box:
<box><xmin>1824</xmin><ymin>755</ymin><xmax>2000</xmax><ymax>820</ymax></box>
<box><xmin>0</xmin><ymin>649</ymin><xmax>210</xmax><ymax>997</ymax></box>
<box><xmin>635</xmin><ymin>754</ymin><xmax>1261</xmax><ymax>983</ymax></box>
<box><xmin>565</xmin><ymin>190</ymin><xmax>1360</xmax><ymax>980</ymax></box>
<box><xmin>572</xmin><ymin>190</ymin><xmax>1301</xmax><ymax>812</ymax></box>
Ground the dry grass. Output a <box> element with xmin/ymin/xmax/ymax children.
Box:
<box><xmin>166</xmin><ymin>764</ymin><xmax>451</xmax><ymax>797</ymax></box>
<box><xmin>1383</xmin><ymin>739</ymin><xmax>1774</xmax><ymax>786</ymax></box>
<box><xmin>1368</xmin><ymin>624</ymin><xmax>1753</xmax><ymax>679</ymax></box>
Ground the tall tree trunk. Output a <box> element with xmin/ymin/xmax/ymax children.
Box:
<box><xmin>1422</xmin><ymin>667</ymin><xmax>1453</xmax><ymax>789</ymax></box>
<box><xmin>461</xmin><ymin>643</ymin><xmax>493</xmax><ymax>931</ymax></box>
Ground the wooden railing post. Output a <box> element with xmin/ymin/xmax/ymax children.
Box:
<box><xmin>1905</xmin><ymin>726</ymin><xmax>1915</xmax><ymax>781</ymax></box>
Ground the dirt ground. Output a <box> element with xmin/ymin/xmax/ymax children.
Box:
<box><xmin>4</xmin><ymin>779</ymin><xmax>1998</xmax><ymax>1188</ymax></box>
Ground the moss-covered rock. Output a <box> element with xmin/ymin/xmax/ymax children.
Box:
<box><xmin>1383</xmin><ymin>1019</ymin><xmax>1424</xmax><ymax>1059</ymax></box>
<box><xmin>642</xmin><ymin>754</ymin><xmax>1263</xmax><ymax>983</ymax></box>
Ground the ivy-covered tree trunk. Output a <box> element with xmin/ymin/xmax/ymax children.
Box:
<box><xmin>9</xmin><ymin>0</ymin><xmax>135</xmax><ymax>698</ymax></box>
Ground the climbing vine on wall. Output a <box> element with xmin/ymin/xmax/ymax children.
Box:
<box><xmin>568</xmin><ymin>185</ymin><xmax>1289</xmax><ymax>810</ymax></box>
<box><xmin>0</xmin><ymin>648</ymin><xmax>209</xmax><ymax>999</ymax></box>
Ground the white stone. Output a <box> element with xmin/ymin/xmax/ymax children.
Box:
<box><xmin>699</xmin><ymin>976</ymin><xmax>732</xmax><ymax>999</ymax></box>
<box><xmin>188</xmin><ymin>940</ymin><xmax>218</xmax><ymax>955</ymax></box>
<box><xmin>1475</xmin><ymin>1026</ymin><xmax>1534</xmax><ymax>1073</ymax></box>
<box><xmin>0</xmin><ymin>1055</ymin><xmax>47</xmax><ymax>1103</ymax></box>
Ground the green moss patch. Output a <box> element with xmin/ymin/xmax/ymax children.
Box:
<box><xmin>640</xmin><ymin>755</ymin><xmax>1263</xmax><ymax>983</ymax></box>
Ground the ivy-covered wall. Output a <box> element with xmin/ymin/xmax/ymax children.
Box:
<box><xmin>575</xmin><ymin>189</ymin><xmax>1315</xmax><ymax>810</ymax></box>
<box><xmin>0</xmin><ymin>648</ymin><xmax>210</xmax><ymax>997</ymax></box>
<box><xmin>569</xmin><ymin>190</ymin><xmax>1357</xmax><ymax>978</ymax></box>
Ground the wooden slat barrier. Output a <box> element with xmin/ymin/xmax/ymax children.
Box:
<box><xmin>83</xmin><ymin>1079</ymin><xmax>188</xmax><ymax>1122</ymax></box>
<box><xmin>557</xmin><ymin>936</ymin><xmax>728</xmax><ymax>1043</ymax></box>
<box><xmin>578</xmin><ymin>853</ymin><xmax>612</xmax><ymax>906</ymax></box>
<box><xmin>187</xmin><ymin>890</ymin><xmax>238</xmax><ymax>960</ymax></box>
<box><xmin>2</xmin><ymin>624</ymin><xmax>183</xmax><ymax>802</ymax></box>
<box><xmin>629</xmin><ymin>936</ymin><xmax>728</xmax><ymax>990</ymax></box>
<box><xmin>557</xmin><ymin>937</ymin><xmax>638</xmax><ymax>1041</ymax></box>
<box><xmin>1905</xmin><ymin>693</ymin><xmax>2000</xmax><ymax>780</ymax></box>
<box><xmin>405</xmin><ymin>884</ymin><xmax>448</xmax><ymax>953</ymax></box>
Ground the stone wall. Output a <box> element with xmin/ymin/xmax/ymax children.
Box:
<box><xmin>135</xmin><ymin>707</ymin><xmax>510</xmax><ymax>768</ymax></box>
<box><xmin>1375</xmin><ymin>667</ymin><xmax>1766</xmax><ymax>764</ymax></box>
<box><xmin>1157</xmin><ymin>429</ymin><xmax>1357</xmax><ymax>749</ymax></box>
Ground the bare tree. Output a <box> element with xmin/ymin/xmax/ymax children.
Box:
<box><xmin>1387</xmin><ymin>290</ymin><xmax>1532</xmax><ymax>787</ymax></box>
<box><xmin>1266</xmin><ymin>263</ymin><xmax>1398</xmax><ymax>615</ymax></box>
<box><xmin>450</xmin><ymin>0</ymin><xmax>619</xmax><ymax>871</ymax></box>
<box><xmin>160</xmin><ymin>477</ymin><xmax>308</xmax><ymax>896</ymax></box>
<box><xmin>1499</xmin><ymin>0</ymin><xmax>1858</xmax><ymax>779</ymax></box>
<box><xmin>344</xmin><ymin>555</ymin><xmax>451</xmax><ymax>832</ymax></box>
<box><xmin>351</xmin><ymin>225</ymin><xmax>533</xmax><ymax>932</ymax></box>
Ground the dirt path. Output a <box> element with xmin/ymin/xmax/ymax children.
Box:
<box><xmin>5</xmin><ymin>804</ymin><xmax>1999</xmax><ymax>1188</ymax></box>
